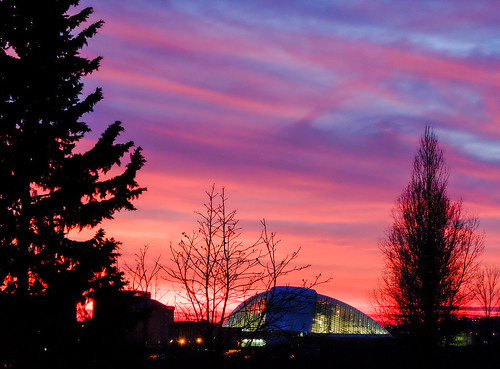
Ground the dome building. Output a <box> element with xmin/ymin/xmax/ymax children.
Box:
<box><xmin>224</xmin><ymin>287</ymin><xmax>388</xmax><ymax>337</ymax></box>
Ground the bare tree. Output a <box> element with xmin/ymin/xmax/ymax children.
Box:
<box><xmin>166</xmin><ymin>186</ymin><xmax>260</xmax><ymax>349</ymax></box>
<box><xmin>474</xmin><ymin>266</ymin><xmax>500</xmax><ymax>318</ymax></box>
<box><xmin>122</xmin><ymin>245</ymin><xmax>165</xmax><ymax>355</ymax></box>
<box><xmin>165</xmin><ymin>186</ymin><xmax>327</xmax><ymax>350</ymax></box>
<box><xmin>377</xmin><ymin>127</ymin><xmax>483</xmax><ymax>345</ymax></box>
<box><xmin>124</xmin><ymin>245</ymin><xmax>163</xmax><ymax>300</ymax></box>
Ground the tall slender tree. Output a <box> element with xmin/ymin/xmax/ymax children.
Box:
<box><xmin>377</xmin><ymin>127</ymin><xmax>483</xmax><ymax>345</ymax></box>
<box><xmin>0</xmin><ymin>0</ymin><xmax>145</xmax><ymax>358</ymax></box>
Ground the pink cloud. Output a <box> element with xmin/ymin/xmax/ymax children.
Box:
<box><xmin>74</xmin><ymin>0</ymin><xmax>500</xmax><ymax>317</ymax></box>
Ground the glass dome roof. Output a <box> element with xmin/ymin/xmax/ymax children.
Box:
<box><xmin>224</xmin><ymin>286</ymin><xmax>388</xmax><ymax>336</ymax></box>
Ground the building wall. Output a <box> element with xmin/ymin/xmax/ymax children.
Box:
<box><xmin>92</xmin><ymin>290</ymin><xmax>175</xmax><ymax>351</ymax></box>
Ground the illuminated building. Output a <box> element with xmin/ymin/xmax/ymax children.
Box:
<box><xmin>224</xmin><ymin>287</ymin><xmax>388</xmax><ymax>337</ymax></box>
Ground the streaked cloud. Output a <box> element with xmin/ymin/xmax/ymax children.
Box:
<box><xmin>79</xmin><ymin>0</ymin><xmax>500</xmax><ymax>316</ymax></box>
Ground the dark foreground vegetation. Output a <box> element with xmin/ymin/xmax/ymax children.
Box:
<box><xmin>146</xmin><ymin>339</ymin><xmax>499</xmax><ymax>369</ymax></box>
<box><xmin>2</xmin><ymin>337</ymin><xmax>499</xmax><ymax>369</ymax></box>
<box><xmin>3</xmin><ymin>316</ymin><xmax>500</xmax><ymax>369</ymax></box>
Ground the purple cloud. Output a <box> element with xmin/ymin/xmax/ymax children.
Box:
<box><xmin>78</xmin><ymin>0</ymin><xmax>500</xmax><ymax>315</ymax></box>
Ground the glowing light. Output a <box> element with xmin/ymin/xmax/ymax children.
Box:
<box><xmin>76</xmin><ymin>298</ymin><xmax>94</xmax><ymax>322</ymax></box>
<box><xmin>196</xmin><ymin>337</ymin><xmax>202</xmax><ymax>344</ymax></box>
<box><xmin>178</xmin><ymin>338</ymin><xmax>186</xmax><ymax>345</ymax></box>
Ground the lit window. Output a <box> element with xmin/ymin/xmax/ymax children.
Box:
<box><xmin>241</xmin><ymin>338</ymin><xmax>266</xmax><ymax>347</ymax></box>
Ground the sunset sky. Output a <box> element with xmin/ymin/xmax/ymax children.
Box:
<box><xmin>78</xmin><ymin>0</ymin><xmax>500</xmax><ymax>316</ymax></box>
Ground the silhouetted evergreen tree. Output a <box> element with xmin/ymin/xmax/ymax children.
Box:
<box><xmin>0</xmin><ymin>0</ymin><xmax>145</xmax><ymax>362</ymax></box>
